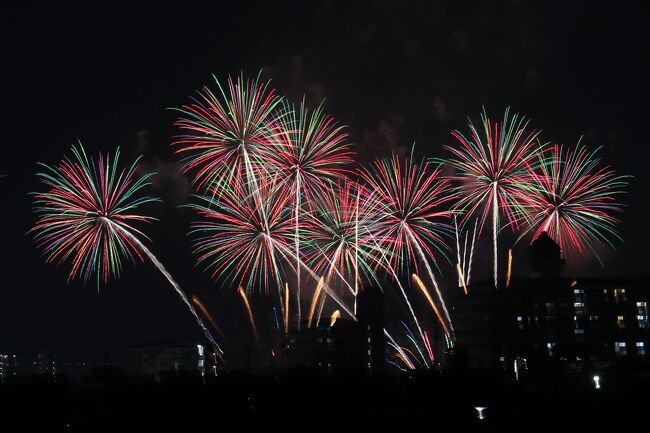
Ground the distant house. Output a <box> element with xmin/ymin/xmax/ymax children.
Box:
<box><xmin>125</xmin><ymin>341</ymin><xmax>218</xmax><ymax>380</ymax></box>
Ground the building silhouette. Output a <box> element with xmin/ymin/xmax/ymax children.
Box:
<box><xmin>285</xmin><ymin>286</ymin><xmax>385</xmax><ymax>374</ymax></box>
<box><xmin>453</xmin><ymin>277</ymin><xmax>649</xmax><ymax>372</ymax></box>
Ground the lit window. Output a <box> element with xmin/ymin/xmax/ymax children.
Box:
<box><xmin>638</xmin><ymin>315</ymin><xmax>649</xmax><ymax>329</ymax></box>
<box><xmin>546</xmin><ymin>342</ymin><xmax>555</xmax><ymax>357</ymax></box>
<box><xmin>636</xmin><ymin>342</ymin><xmax>646</xmax><ymax>356</ymax></box>
<box><xmin>614</xmin><ymin>342</ymin><xmax>627</xmax><ymax>357</ymax></box>
<box><xmin>574</xmin><ymin>301</ymin><xmax>585</xmax><ymax>315</ymax></box>
<box><xmin>638</xmin><ymin>302</ymin><xmax>648</xmax><ymax>315</ymax></box>
<box><xmin>573</xmin><ymin>289</ymin><xmax>583</xmax><ymax>294</ymax></box>
<box><xmin>575</xmin><ymin>329</ymin><xmax>584</xmax><ymax>334</ymax></box>
<box><xmin>617</xmin><ymin>315</ymin><xmax>625</xmax><ymax>329</ymax></box>
<box><xmin>517</xmin><ymin>316</ymin><xmax>525</xmax><ymax>330</ymax></box>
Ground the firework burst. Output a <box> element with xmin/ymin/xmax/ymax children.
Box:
<box><xmin>360</xmin><ymin>151</ymin><xmax>455</xmax><ymax>275</ymax></box>
<box><xmin>173</xmin><ymin>72</ymin><xmax>282</xmax><ymax>191</ymax></box>
<box><xmin>266</xmin><ymin>98</ymin><xmax>353</xmax><ymax>201</ymax></box>
<box><xmin>518</xmin><ymin>141</ymin><xmax>629</xmax><ymax>262</ymax></box>
<box><xmin>360</xmin><ymin>149</ymin><xmax>456</xmax><ymax>340</ymax></box>
<box><xmin>31</xmin><ymin>144</ymin><xmax>156</xmax><ymax>285</ymax></box>
<box><xmin>264</xmin><ymin>98</ymin><xmax>353</xmax><ymax>325</ymax></box>
<box><xmin>189</xmin><ymin>171</ymin><xmax>294</xmax><ymax>293</ymax></box>
<box><xmin>32</xmin><ymin>143</ymin><xmax>222</xmax><ymax>353</ymax></box>
<box><xmin>304</xmin><ymin>180</ymin><xmax>380</xmax><ymax>295</ymax></box>
<box><xmin>445</xmin><ymin>107</ymin><xmax>543</xmax><ymax>287</ymax></box>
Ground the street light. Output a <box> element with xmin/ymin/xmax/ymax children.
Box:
<box><xmin>475</xmin><ymin>406</ymin><xmax>488</xmax><ymax>420</ymax></box>
<box><xmin>593</xmin><ymin>375</ymin><xmax>601</xmax><ymax>389</ymax></box>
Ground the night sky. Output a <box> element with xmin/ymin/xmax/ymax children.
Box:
<box><xmin>1</xmin><ymin>2</ymin><xmax>648</xmax><ymax>365</ymax></box>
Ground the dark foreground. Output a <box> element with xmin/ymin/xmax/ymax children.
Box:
<box><xmin>1</xmin><ymin>365</ymin><xmax>647</xmax><ymax>432</ymax></box>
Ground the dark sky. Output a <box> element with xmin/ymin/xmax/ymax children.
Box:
<box><xmin>1</xmin><ymin>1</ymin><xmax>648</xmax><ymax>364</ymax></box>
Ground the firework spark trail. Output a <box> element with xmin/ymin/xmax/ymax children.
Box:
<box><xmin>315</xmin><ymin>282</ymin><xmax>327</xmax><ymax>327</ymax></box>
<box><xmin>412</xmin><ymin>273</ymin><xmax>452</xmax><ymax>340</ymax></box>
<box><xmin>384</xmin><ymin>328</ymin><xmax>415</xmax><ymax>370</ymax></box>
<box><xmin>402</xmin><ymin>322</ymin><xmax>430</xmax><ymax>367</ymax></box>
<box><xmin>271</xmin><ymin>237</ymin><xmax>356</xmax><ymax>320</ymax></box>
<box><xmin>313</xmin><ymin>244</ymin><xmax>356</xmax><ymax>296</ymax></box>
<box><xmin>403</xmin><ymin>225</ymin><xmax>454</xmax><ymax>334</ymax></box>
<box><xmin>104</xmin><ymin>218</ymin><xmax>222</xmax><ymax>353</ymax></box>
<box><xmin>461</xmin><ymin>232</ymin><xmax>468</xmax><ymax>276</ymax></box>
<box><xmin>192</xmin><ymin>295</ymin><xmax>227</xmax><ymax>342</ymax></box>
<box><xmin>456</xmin><ymin>263</ymin><xmax>468</xmax><ymax>295</ymax></box>
<box><xmin>492</xmin><ymin>182</ymin><xmax>498</xmax><ymax>288</ymax></box>
<box><xmin>423</xmin><ymin>330</ymin><xmax>434</xmax><ymax>362</ymax></box>
<box><xmin>307</xmin><ymin>276</ymin><xmax>325</xmax><ymax>328</ymax></box>
<box><xmin>295</xmin><ymin>176</ymin><xmax>302</xmax><ymax>329</ymax></box>
<box><xmin>311</xmin><ymin>227</ymin><xmax>357</xmax><ymax>324</ymax></box>
<box><xmin>354</xmin><ymin>192</ymin><xmax>360</xmax><ymax>315</ymax></box>
<box><xmin>454</xmin><ymin>217</ymin><xmax>462</xmax><ymax>287</ymax></box>
<box><xmin>506</xmin><ymin>249</ymin><xmax>513</xmax><ymax>287</ymax></box>
<box><xmin>461</xmin><ymin>231</ymin><xmax>468</xmax><ymax>280</ymax></box>
<box><xmin>238</xmin><ymin>286</ymin><xmax>259</xmax><ymax>348</ymax></box>
<box><xmin>455</xmin><ymin>217</ymin><xmax>473</xmax><ymax>287</ymax></box>
<box><xmin>284</xmin><ymin>282</ymin><xmax>289</xmax><ymax>334</ymax></box>
<box><xmin>309</xmin><ymin>233</ymin><xmax>356</xmax><ymax>326</ymax></box>
<box><xmin>363</xmin><ymin>227</ymin><xmax>429</xmax><ymax>352</ymax></box>
<box><xmin>330</xmin><ymin>310</ymin><xmax>341</xmax><ymax>327</ymax></box>
<box><xmin>272</xmin><ymin>306</ymin><xmax>280</xmax><ymax>331</ymax></box>
<box><xmin>467</xmin><ymin>219</ymin><xmax>478</xmax><ymax>285</ymax></box>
